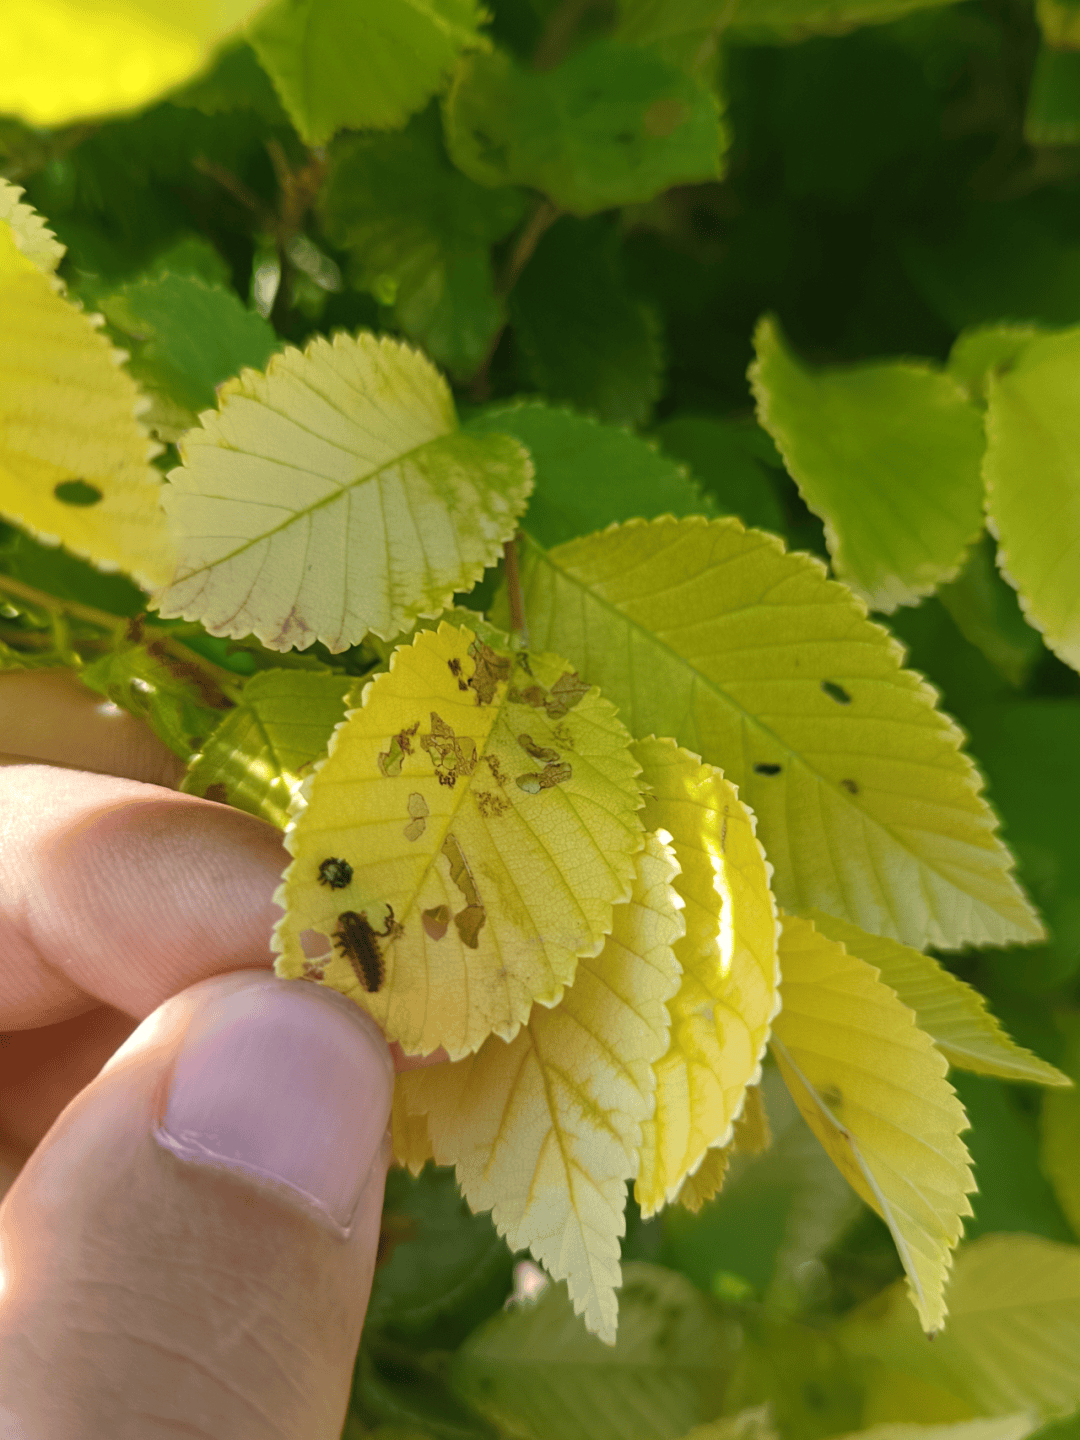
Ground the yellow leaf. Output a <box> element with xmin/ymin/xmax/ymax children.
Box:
<box><xmin>391</xmin><ymin>1086</ymin><xmax>434</xmax><ymax>1177</ymax></box>
<box><xmin>840</xmin><ymin>1234</ymin><xmax>1080</xmax><ymax>1419</ymax></box>
<box><xmin>0</xmin><ymin>0</ymin><xmax>270</xmax><ymax>126</ymax></box>
<box><xmin>678</xmin><ymin>1406</ymin><xmax>778</xmax><ymax>1440</ymax></box>
<box><xmin>397</xmin><ymin>833</ymin><xmax>684</xmax><ymax>1343</ymax></box>
<box><xmin>273</xmin><ymin>622</ymin><xmax>645</xmax><ymax>1059</ymax></box>
<box><xmin>631</xmin><ymin>737</ymin><xmax>779</xmax><ymax>1217</ymax></box>
<box><xmin>155</xmin><ymin>330</ymin><xmax>533</xmax><ymax>651</ymax></box>
<box><xmin>515</xmin><ymin>518</ymin><xmax>1043</xmax><ymax>951</ymax></box>
<box><xmin>673</xmin><ymin>1081</ymin><xmax>773</xmax><ymax>1214</ymax></box>
<box><xmin>771</xmin><ymin>914</ymin><xmax>975</xmax><ymax>1334</ymax></box>
<box><xmin>0</xmin><ymin>178</ymin><xmax>64</xmax><ymax>275</ymax></box>
<box><xmin>807</xmin><ymin>911</ymin><xmax>1071</xmax><ymax>1088</ymax></box>
<box><xmin>0</xmin><ymin>221</ymin><xmax>174</xmax><ymax>593</ymax></box>
<box><xmin>833</xmin><ymin>1420</ymin><xmax>1038</xmax><ymax>1440</ymax></box>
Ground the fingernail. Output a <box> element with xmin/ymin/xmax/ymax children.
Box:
<box><xmin>154</xmin><ymin>978</ymin><xmax>394</xmax><ymax>1235</ymax></box>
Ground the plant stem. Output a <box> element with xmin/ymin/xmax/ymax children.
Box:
<box><xmin>503</xmin><ymin>534</ymin><xmax>529</xmax><ymax>647</ymax></box>
<box><xmin>468</xmin><ymin>199</ymin><xmax>561</xmax><ymax>402</ymax></box>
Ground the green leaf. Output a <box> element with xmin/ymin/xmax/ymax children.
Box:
<box><xmin>936</xmin><ymin>536</ymin><xmax>1044</xmax><ymax>690</ymax></box>
<box><xmin>443</xmin><ymin>41</ymin><xmax>724</xmax><ymax>216</ymax></box>
<box><xmin>249</xmin><ymin>0</ymin><xmax>487</xmax><ymax>145</ymax></box>
<box><xmin>464</xmin><ymin>401</ymin><xmax>707</xmax><ymax>549</ymax></box>
<box><xmin>948</xmin><ymin>327</ymin><xmax>1043</xmax><ymax>407</ymax></box>
<box><xmin>614</xmin><ymin>0</ymin><xmax>734</xmax><ymax>74</ymax></box>
<box><xmin>840</xmin><ymin>1233</ymin><xmax>1080</xmax><ymax>1419</ymax></box>
<box><xmin>509</xmin><ymin>518</ymin><xmax>1043</xmax><ymax>951</ymax></box>
<box><xmin>727</xmin><ymin>0</ymin><xmax>967</xmax><ymax>39</ymax></box>
<box><xmin>79</xmin><ymin>630</ymin><xmax>239</xmax><ymax>760</ymax></box>
<box><xmin>805</xmin><ymin>910</ymin><xmax>1071</xmax><ymax>1086</ymax></box>
<box><xmin>319</xmin><ymin>109</ymin><xmax>526</xmax><ymax>380</ymax></box>
<box><xmin>836</xmin><ymin>1421</ymin><xmax>1039</xmax><ymax>1440</ymax></box>
<box><xmin>984</xmin><ymin>328</ymin><xmax>1080</xmax><ymax>674</ymax></box>
<box><xmin>274</xmin><ymin>622</ymin><xmax>646</xmax><ymax>1060</ymax></box>
<box><xmin>1026</xmin><ymin>46</ymin><xmax>1080</xmax><ymax>147</ymax></box>
<box><xmin>368</xmin><ymin>1166</ymin><xmax>514</xmax><ymax>1347</ymax></box>
<box><xmin>154</xmin><ymin>330</ymin><xmax>534</xmax><ymax>651</ymax></box>
<box><xmin>723</xmin><ymin>1315</ymin><xmax>864</xmax><ymax>1440</ymax></box>
<box><xmin>771</xmin><ymin>915</ymin><xmax>975</xmax><ymax>1334</ymax></box>
<box><xmin>180</xmin><ymin>668</ymin><xmax>353</xmax><ymax>827</ymax></box>
<box><xmin>751</xmin><ymin>316</ymin><xmax>985</xmax><ymax>613</ymax></box>
<box><xmin>1040</xmin><ymin>1024</ymin><xmax>1080</xmax><ymax>1242</ymax></box>
<box><xmin>677</xmin><ymin>1410</ymin><xmax>778</xmax><ymax>1440</ymax></box>
<box><xmin>651</xmin><ymin>417</ymin><xmax>786</xmax><ymax>536</ymax></box>
<box><xmin>509</xmin><ymin>218</ymin><xmax>665</xmax><ymax>429</ymax></box>
<box><xmin>94</xmin><ymin>270</ymin><xmax>280</xmax><ymax>443</ymax></box>
<box><xmin>450</xmin><ymin>1263</ymin><xmax>735</xmax><ymax>1440</ymax></box>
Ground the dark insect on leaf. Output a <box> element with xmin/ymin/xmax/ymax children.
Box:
<box><xmin>754</xmin><ymin>763</ymin><xmax>782</xmax><ymax>776</ymax></box>
<box><xmin>53</xmin><ymin>480</ymin><xmax>103</xmax><ymax>507</ymax></box>
<box><xmin>821</xmin><ymin>681</ymin><xmax>852</xmax><ymax>704</ymax></box>
<box><xmin>318</xmin><ymin>856</ymin><xmax>354</xmax><ymax>889</ymax></box>
<box><xmin>333</xmin><ymin>909</ymin><xmax>387</xmax><ymax>992</ymax></box>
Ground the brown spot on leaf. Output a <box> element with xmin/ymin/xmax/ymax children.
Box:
<box><xmin>203</xmin><ymin>783</ymin><xmax>229</xmax><ymax>805</ymax></box>
<box><xmin>441</xmin><ymin>833</ymin><xmax>486</xmax><ymax>948</ymax></box>
<box><xmin>476</xmin><ymin>790</ymin><xmax>511</xmax><ymax>818</ymax></box>
<box><xmin>516</xmin><ymin>760</ymin><xmax>572</xmax><ymax>793</ymax></box>
<box><xmin>379</xmin><ymin>722</ymin><xmax>419</xmax><ymax>777</ymax></box>
<box><xmin>642</xmin><ymin>98</ymin><xmax>690</xmax><ymax>137</ymax></box>
<box><xmin>421</xmin><ymin>713</ymin><xmax>477</xmax><ymax>787</ymax></box>
<box><xmin>422</xmin><ymin>904</ymin><xmax>451</xmax><ymax>941</ymax></box>
<box><xmin>547</xmin><ymin>670</ymin><xmax>589</xmax><ymax>716</ymax></box>
<box><xmin>468</xmin><ymin>640</ymin><xmax>511</xmax><ymax>705</ymax></box>
<box><xmin>840</xmin><ymin>777</ymin><xmax>860</xmax><ymax>795</ymax></box>
<box><xmin>518</xmin><ymin>732</ymin><xmax>559</xmax><ymax>763</ymax></box>
<box><xmin>455</xmin><ymin>905</ymin><xmax>486</xmax><ymax>949</ymax></box>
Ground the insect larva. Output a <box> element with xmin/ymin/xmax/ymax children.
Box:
<box><xmin>333</xmin><ymin>909</ymin><xmax>392</xmax><ymax>992</ymax></box>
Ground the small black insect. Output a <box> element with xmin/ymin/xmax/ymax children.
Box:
<box><xmin>317</xmin><ymin>857</ymin><xmax>353</xmax><ymax>889</ymax></box>
<box><xmin>333</xmin><ymin>908</ymin><xmax>395</xmax><ymax>992</ymax></box>
<box><xmin>821</xmin><ymin>680</ymin><xmax>852</xmax><ymax>705</ymax></box>
<box><xmin>754</xmin><ymin>762</ymin><xmax>782</xmax><ymax>776</ymax></box>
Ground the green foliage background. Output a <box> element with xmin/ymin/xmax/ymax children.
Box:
<box><xmin>3</xmin><ymin>0</ymin><xmax>1080</xmax><ymax>1434</ymax></box>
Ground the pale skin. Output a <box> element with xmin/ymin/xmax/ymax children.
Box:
<box><xmin>0</xmin><ymin>668</ymin><xmax>443</xmax><ymax>1439</ymax></box>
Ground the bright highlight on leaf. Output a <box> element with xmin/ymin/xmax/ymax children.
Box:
<box><xmin>0</xmin><ymin>220</ymin><xmax>175</xmax><ymax>594</ymax></box>
<box><xmin>182</xmin><ymin>669</ymin><xmax>354</xmax><ymax>827</ymax></box>
<box><xmin>840</xmin><ymin>1233</ymin><xmax>1080</xmax><ymax>1419</ymax></box>
<box><xmin>0</xmin><ymin>0</ymin><xmax>270</xmax><ymax>126</ymax></box>
<box><xmin>274</xmin><ymin>622</ymin><xmax>645</xmax><ymax>1059</ymax></box>
<box><xmin>751</xmin><ymin>315</ymin><xmax>986</xmax><ymax>613</ymax></box>
<box><xmin>396</xmin><ymin>833</ymin><xmax>683</xmax><ymax>1343</ymax></box>
<box><xmin>984</xmin><ymin>327</ymin><xmax>1080</xmax><ymax>675</ymax></box>
<box><xmin>154</xmin><ymin>330</ymin><xmax>533</xmax><ymax>651</ymax></box>
<box><xmin>771</xmin><ymin>914</ymin><xmax>975</xmax><ymax>1334</ymax></box>
<box><xmin>832</xmin><ymin>1419</ymin><xmax>1038</xmax><ymax>1440</ymax></box>
<box><xmin>632</xmin><ymin>737</ymin><xmax>779</xmax><ymax>1217</ymax></box>
<box><xmin>0</xmin><ymin>179</ymin><xmax>64</xmax><ymax>275</ymax></box>
<box><xmin>807</xmin><ymin>911</ymin><xmax>1071</xmax><ymax>1087</ymax></box>
<box><xmin>515</xmin><ymin>517</ymin><xmax>1042</xmax><ymax>951</ymax></box>
<box><xmin>250</xmin><ymin>0</ymin><xmax>487</xmax><ymax>145</ymax></box>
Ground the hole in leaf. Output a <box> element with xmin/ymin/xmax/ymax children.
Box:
<box><xmin>821</xmin><ymin>680</ymin><xmax>852</xmax><ymax>704</ymax></box>
<box><xmin>54</xmin><ymin>480</ymin><xmax>103</xmax><ymax>507</ymax></box>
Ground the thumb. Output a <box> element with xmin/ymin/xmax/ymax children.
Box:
<box><xmin>0</xmin><ymin>970</ymin><xmax>394</xmax><ymax>1440</ymax></box>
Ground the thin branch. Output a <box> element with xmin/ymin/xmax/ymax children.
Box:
<box><xmin>502</xmin><ymin>534</ymin><xmax>529</xmax><ymax>647</ymax></box>
<box><xmin>469</xmin><ymin>200</ymin><xmax>561</xmax><ymax>402</ymax></box>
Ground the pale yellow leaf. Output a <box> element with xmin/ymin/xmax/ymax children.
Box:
<box><xmin>156</xmin><ymin>330</ymin><xmax>533</xmax><ymax>651</ymax></box>
<box><xmin>833</xmin><ymin>1419</ymin><xmax>1038</xmax><ymax>1440</ymax></box>
<box><xmin>0</xmin><ymin>222</ymin><xmax>174</xmax><ymax>593</ymax></box>
<box><xmin>840</xmin><ymin>1234</ymin><xmax>1080</xmax><ymax>1419</ymax></box>
<box><xmin>631</xmin><ymin>737</ymin><xmax>779</xmax><ymax>1217</ymax></box>
<box><xmin>0</xmin><ymin>0</ymin><xmax>270</xmax><ymax>126</ymax></box>
<box><xmin>391</xmin><ymin>1086</ymin><xmax>434</xmax><ymax>1177</ymax></box>
<box><xmin>397</xmin><ymin>833</ymin><xmax>684</xmax><ymax>1343</ymax></box>
<box><xmin>771</xmin><ymin>914</ymin><xmax>975</xmax><ymax>1334</ymax></box>
<box><xmin>0</xmin><ymin>178</ymin><xmax>64</xmax><ymax>275</ymax></box>
<box><xmin>807</xmin><ymin>911</ymin><xmax>1071</xmax><ymax>1087</ymax></box>
<box><xmin>673</xmin><ymin>1142</ymin><xmax>731</xmax><ymax>1214</ymax></box>
<box><xmin>678</xmin><ymin>1405</ymin><xmax>778</xmax><ymax>1440</ymax></box>
<box><xmin>273</xmin><ymin>622</ymin><xmax>645</xmax><ymax>1059</ymax></box>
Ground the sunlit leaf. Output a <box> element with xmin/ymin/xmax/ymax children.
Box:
<box><xmin>807</xmin><ymin>911</ymin><xmax>1070</xmax><ymax>1087</ymax></box>
<box><xmin>984</xmin><ymin>328</ymin><xmax>1080</xmax><ymax>674</ymax></box>
<box><xmin>840</xmin><ymin>1234</ymin><xmax>1080</xmax><ymax>1418</ymax></box>
<box><xmin>1040</xmin><ymin>1027</ymin><xmax>1080</xmax><ymax>1240</ymax></box>
<box><xmin>751</xmin><ymin>316</ymin><xmax>985</xmax><ymax>613</ymax></box>
<box><xmin>450</xmin><ymin>1262</ymin><xmax>735</xmax><ymax>1439</ymax></box>
<box><xmin>672</xmin><ymin>1084</ymin><xmax>773</xmax><ymax>1214</ymax></box>
<box><xmin>833</xmin><ymin>1419</ymin><xmax>1038</xmax><ymax>1440</ymax></box>
<box><xmin>632</xmin><ymin>737</ymin><xmax>780</xmax><ymax>1217</ymax></box>
<box><xmin>154</xmin><ymin>330</ymin><xmax>533</xmax><ymax>651</ymax></box>
<box><xmin>511</xmin><ymin>517</ymin><xmax>1042</xmax><ymax>951</ymax></box>
<box><xmin>0</xmin><ymin>0</ymin><xmax>269</xmax><ymax>126</ymax></box>
<box><xmin>181</xmin><ymin>669</ymin><xmax>353</xmax><ymax>827</ymax></box>
<box><xmin>0</xmin><ymin>220</ymin><xmax>175</xmax><ymax>594</ymax></box>
<box><xmin>0</xmin><ymin>178</ymin><xmax>64</xmax><ymax>274</ymax></box>
<box><xmin>396</xmin><ymin>833</ymin><xmax>682</xmax><ymax>1342</ymax></box>
<box><xmin>444</xmin><ymin>41</ymin><xmax>724</xmax><ymax>216</ymax></box>
<box><xmin>771</xmin><ymin>914</ymin><xmax>975</xmax><ymax>1334</ymax></box>
<box><xmin>250</xmin><ymin>0</ymin><xmax>487</xmax><ymax>144</ymax></box>
<box><xmin>274</xmin><ymin>622</ymin><xmax>645</xmax><ymax>1059</ymax></box>
<box><xmin>677</xmin><ymin>1407</ymin><xmax>778</xmax><ymax>1440</ymax></box>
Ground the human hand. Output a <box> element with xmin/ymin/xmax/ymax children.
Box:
<box><xmin>0</xmin><ymin>669</ymin><xmax>411</xmax><ymax>1439</ymax></box>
